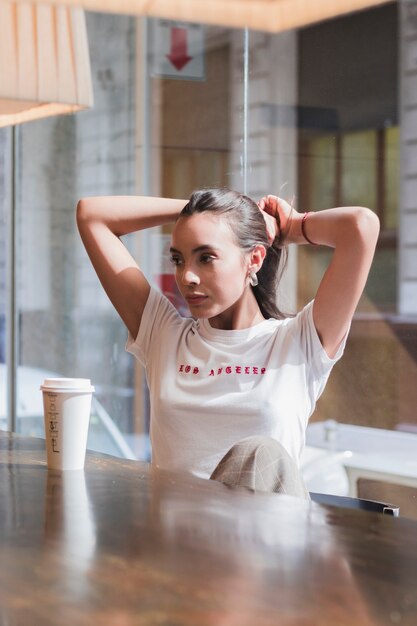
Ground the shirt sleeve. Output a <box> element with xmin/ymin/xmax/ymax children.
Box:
<box><xmin>125</xmin><ymin>287</ymin><xmax>182</xmax><ymax>368</ymax></box>
<box><xmin>289</xmin><ymin>299</ymin><xmax>349</xmax><ymax>402</ymax></box>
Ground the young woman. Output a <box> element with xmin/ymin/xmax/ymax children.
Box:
<box><xmin>76</xmin><ymin>189</ymin><xmax>379</xmax><ymax>498</ymax></box>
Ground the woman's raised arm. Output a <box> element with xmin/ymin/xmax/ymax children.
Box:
<box><xmin>258</xmin><ymin>196</ymin><xmax>380</xmax><ymax>358</ymax></box>
<box><xmin>76</xmin><ymin>196</ymin><xmax>187</xmax><ymax>339</ymax></box>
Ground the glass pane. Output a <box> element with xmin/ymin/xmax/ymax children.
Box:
<box><xmin>385</xmin><ymin>125</ymin><xmax>399</xmax><ymax>230</ymax></box>
<box><xmin>2</xmin><ymin>1</ymin><xmax>415</xmax><ymax>511</ymax></box>
<box><xmin>297</xmin><ymin>2</ymin><xmax>406</xmax><ymax>431</ymax></box>
<box><xmin>15</xmin><ymin>14</ymin><xmax>139</xmax><ymax>459</ymax></box>
<box><xmin>341</xmin><ymin>130</ymin><xmax>377</xmax><ymax>208</ymax></box>
<box><xmin>294</xmin><ymin>3</ymin><xmax>417</xmax><ymax>509</ymax></box>
<box><xmin>149</xmin><ymin>23</ymin><xmax>243</xmax><ymax>315</ymax></box>
<box><xmin>11</xmin><ymin>15</ymin><xmax>246</xmax><ymax>463</ymax></box>
<box><xmin>303</xmin><ymin>135</ymin><xmax>337</xmax><ymax>211</ymax></box>
<box><xmin>0</xmin><ymin>129</ymin><xmax>9</xmax><ymax>432</ymax></box>
<box><xmin>159</xmin><ymin>29</ymin><xmax>231</xmax><ymax>197</ymax></box>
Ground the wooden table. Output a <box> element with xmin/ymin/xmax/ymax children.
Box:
<box><xmin>1</xmin><ymin>431</ymin><xmax>416</xmax><ymax>625</ymax></box>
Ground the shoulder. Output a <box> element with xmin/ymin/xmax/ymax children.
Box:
<box><xmin>126</xmin><ymin>286</ymin><xmax>194</xmax><ymax>363</ymax></box>
<box><xmin>144</xmin><ymin>285</ymin><xmax>190</xmax><ymax>326</ymax></box>
<box><xmin>282</xmin><ymin>300</ymin><xmax>348</xmax><ymax>366</ymax></box>
<box><xmin>265</xmin><ymin>302</ymin><xmax>314</xmax><ymax>337</ymax></box>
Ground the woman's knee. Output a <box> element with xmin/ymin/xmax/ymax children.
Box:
<box><xmin>227</xmin><ymin>435</ymin><xmax>293</xmax><ymax>460</ymax></box>
<box><xmin>210</xmin><ymin>435</ymin><xmax>309</xmax><ymax>499</ymax></box>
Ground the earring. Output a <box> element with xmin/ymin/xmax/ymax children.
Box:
<box><xmin>249</xmin><ymin>270</ymin><xmax>258</xmax><ymax>287</ymax></box>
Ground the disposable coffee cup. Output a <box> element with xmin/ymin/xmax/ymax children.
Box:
<box><xmin>40</xmin><ymin>378</ymin><xmax>95</xmax><ymax>471</ymax></box>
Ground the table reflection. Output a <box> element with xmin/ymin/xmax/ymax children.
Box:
<box><xmin>44</xmin><ymin>470</ymin><xmax>96</xmax><ymax>573</ymax></box>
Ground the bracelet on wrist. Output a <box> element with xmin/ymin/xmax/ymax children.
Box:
<box><xmin>301</xmin><ymin>212</ymin><xmax>317</xmax><ymax>246</ymax></box>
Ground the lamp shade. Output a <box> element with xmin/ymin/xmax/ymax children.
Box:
<box><xmin>3</xmin><ymin>0</ymin><xmax>392</xmax><ymax>32</ymax></box>
<box><xmin>0</xmin><ymin>2</ymin><xmax>93</xmax><ymax>127</ymax></box>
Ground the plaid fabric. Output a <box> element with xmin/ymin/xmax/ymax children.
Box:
<box><xmin>210</xmin><ymin>436</ymin><xmax>310</xmax><ymax>500</ymax></box>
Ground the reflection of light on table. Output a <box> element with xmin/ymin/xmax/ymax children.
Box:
<box><xmin>44</xmin><ymin>470</ymin><xmax>96</xmax><ymax>595</ymax></box>
<box><xmin>155</xmin><ymin>477</ymin><xmax>376</xmax><ymax>626</ymax></box>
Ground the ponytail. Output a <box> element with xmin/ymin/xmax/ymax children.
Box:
<box><xmin>252</xmin><ymin>240</ymin><xmax>289</xmax><ymax>319</ymax></box>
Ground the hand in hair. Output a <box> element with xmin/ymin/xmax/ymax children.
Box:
<box><xmin>257</xmin><ymin>195</ymin><xmax>294</xmax><ymax>244</ymax></box>
<box><xmin>257</xmin><ymin>203</ymin><xmax>279</xmax><ymax>245</ymax></box>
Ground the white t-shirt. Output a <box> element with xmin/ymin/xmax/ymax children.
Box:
<box><xmin>126</xmin><ymin>287</ymin><xmax>347</xmax><ymax>479</ymax></box>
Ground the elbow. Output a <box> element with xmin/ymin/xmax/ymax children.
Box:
<box><xmin>76</xmin><ymin>198</ymin><xmax>91</xmax><ymax>227</ymax></box>
<box><xmin>351</xmin><ymin>207</ymin><xmax>380</xmax><ymax>246</ymax></box>
<box><xmin>76</xmin><ymin>199</ymin><xmax>84</xmax><ymax>224</ymax></box>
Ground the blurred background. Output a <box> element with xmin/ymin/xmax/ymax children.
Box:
<box><xmin>1</xmin><ymin>1</ymin><xmax>416</xmax><ymax>465</ymax></box>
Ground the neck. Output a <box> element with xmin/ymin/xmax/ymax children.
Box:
<box><xmin>208</xmin><ymin>288</ymin><xmax>265</xmax><ymax>330</ymax></box>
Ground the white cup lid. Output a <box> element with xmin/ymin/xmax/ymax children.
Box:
<box><xmin>40</xmin><ymin>378</ymin><xmax>94</xmax><ymax>392</ymax></box>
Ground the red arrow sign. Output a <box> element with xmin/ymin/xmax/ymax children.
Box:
<box><xmin>166</xmin><ymin>27</ymin><xmax>192</xmax><ymax>71</ymax></box>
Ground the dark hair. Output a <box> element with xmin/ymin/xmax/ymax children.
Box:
<box><xmin>179</xmin><ymin>188</ymin><xmax>289</xmax><ymax>320</ymax></box>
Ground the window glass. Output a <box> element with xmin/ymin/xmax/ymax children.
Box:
<box><xmin>305</xmin><ymin>135</ymin><xmax>337</xmax><ymax>211</ymax></box>
<box><xmin>6</xmin><ymin>15</ymin><xmax>245</xmax><ymax>462</ymax></box>
<box><xmin>2</xmin><ymin>1</ymin><xmax>416</xmax><ymax>497</ymax></box>
<box><xmin>155</xmin><ymin>25</ymin><xmax>234</xmax><ymax>312</ymax></box>
<box><xmin>0</xmin><ymin>130</ymin><xmax>8</xmax><ymax>369</ymax></box>
<box><xmin>297</xmin><ymin>1</ymin><xmax>408</xmax><ymax>440</ymax></box>
<box><xmin>14</xmin><ymin>14</ymin><xmax>139</xmax><ymax>459</ymax></box>
<box><xmin>341</xmin><ymin>130</ymin><xmax>377</xmax><ymax>209</ymax></box>
<box><xmin>160</xmin><ymin>32</ymin><xmax>231</xmax><ymax>197</ymax></box>
<box><xmin>385</xmin><ymin>125</ymin><xmax>399</xmax><ymax>231</ymax></box>
<box><xmin>0</xmin><ymin>129</ymin><xmax>8</xmax><ymax>435</ymax></box>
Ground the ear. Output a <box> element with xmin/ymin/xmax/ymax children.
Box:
<box><xmin>249</xmin><ymin>244</ymin><xmax>267</xmax><ymax>272</ymax></box>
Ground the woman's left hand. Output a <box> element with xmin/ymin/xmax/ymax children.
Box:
<box><xmin>257</xmin><ymin>195</ymin><xmax>294</xmax><ymax>244</ymax></box>
<box><xmin>257</xmin><ymin>203</ymin><xmax>279</xmax><ymax>244</ymax></box>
